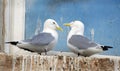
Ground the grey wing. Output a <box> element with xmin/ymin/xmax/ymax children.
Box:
<box><xmin>29</xmin><ymin>33</ymin><xmax>55</xmax><ymax>46</ymax></box>
<box><xmin>69</xmin><ymin>35</ymin><xmax>98</xmax><ymax>49</ymax></box>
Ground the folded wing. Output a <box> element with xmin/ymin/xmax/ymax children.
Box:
<box><xmin>69</xmin><ymin>35</ymin><xmax>98</xmax><ymax>49</ymax></box>
<box><xmin>26</xmin><ymin>33</ymin><xmax>55</xmax><ymax>46</ymax></box>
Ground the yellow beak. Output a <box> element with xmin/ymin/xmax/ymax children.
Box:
<box><xmin>64</xmin><ymin>23</ymin><xmax>71</xmax><ymax>26</ymax></box>
<box><xmin>56</xmin><ymin>26</ymin><xmax>63</xmax><ymax>31</ymax></box>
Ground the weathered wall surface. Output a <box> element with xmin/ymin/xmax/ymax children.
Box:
<box><xmin>0</xmin><ymin>0</ymin><xmax>5</xmax><ymax>52</ymax></box>
<box><xmin>0</xmin><ymin>53</ymin><xmax>120</xmax><ymax>71</ymax></box>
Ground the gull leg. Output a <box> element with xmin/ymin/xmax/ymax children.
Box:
<box><xmin>44</xmin><ymin>49</ymin><xmax>47</xmax><ymax>55</ymax></box>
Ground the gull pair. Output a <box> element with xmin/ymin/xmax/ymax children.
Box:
<box><xmin>6</xmin><ymin>19</ymin><xmax>113</xmax><ymax>56</ymax></box>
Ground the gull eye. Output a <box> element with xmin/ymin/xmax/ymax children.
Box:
<box><xmin>53</xmin><ymin>22</ymin><xmax>56</xmax><ymax>24</ymax></box>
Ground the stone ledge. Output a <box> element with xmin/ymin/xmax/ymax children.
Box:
<box><xmin>0</xmin><ymin>53</ymin><xmax>120</xmax><ymax>71</ymax></box>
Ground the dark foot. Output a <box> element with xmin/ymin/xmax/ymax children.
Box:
<box><xmin>84</xmin><ymin>56</ymin><xmax>87</xmax><ymax>57</ymax></box>
<box><xmin>39</xmin><ymin>53</ymin><xmax>41</xmax><ymax>55</ymax></box>
<box><xmin>78</xmin><ymin>53</ymin><xmax>80</xmax><ymax>56</ymax></box>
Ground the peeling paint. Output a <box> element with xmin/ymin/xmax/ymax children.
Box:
<box><xmin>114</xmin><ymin>58</ymin><xmax>120</xmax><ymax>71</ymax></box>
<box><xmin>22</xmin><ymin>56</ymin><xmax>25</xmax><ymax>71</ymax></box>
<box><xmin>12</xmin><ymin>56</ymin><xmax>16</xmax><ymax>71</ymax></box>
<box><xmin>30</xmin><ymin>55</ymin><xmax>32</xmax><ymax>71</ymax></box>
<box><xmin>0</xmin><ymin>0</ymin><xmax>5</xmax><ymax>52</ymax></box>
<box><xmin>91</xmin><ymin>28</ymin><xmax>94</xmax><ymax>41</ymax></box>
<box><xmin>34</xmin><ymin>18</ymin><xmax>41</xmax><ymax>36</ymax></box>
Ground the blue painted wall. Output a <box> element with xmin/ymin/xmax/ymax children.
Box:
<box><xmin>25</xmin><ymin>0</ymin><xmax>120</xmax><ymax>56</ymax></box>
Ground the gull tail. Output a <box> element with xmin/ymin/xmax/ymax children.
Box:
<box><xmin>5</xmin><ymin>41</ymin><xmax>19</xmax><ymax>46</ymax></box>
<box><xmin>101</xmin><ymin>46</ymin><xmax>113</xmax><ymax>51</ymax></box>
<box><xmin>6</xmin><ymin>41</ymin><xmax>34</xmax><ymax>52</ymax></box>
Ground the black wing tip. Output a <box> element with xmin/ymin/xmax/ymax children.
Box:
<box><xmin>5</xmin><ymin>42</ymin><xmax>12</xmax><ymax>43</ymax></box>
<box><xmin>22</xmin><ymin>48</ymin><xmax>35</xmax><ymax>52</ymax></box>
<box><xmin>101</xmin><ymin>46</ymin><xmax>113</xmax><ymax>51</ymax></box>
<box><xmin>105</xmin><ymin>46</ymin><xmax>113</xmax><ymax>48</ymax></box>
<box><xmin>5</xmin><ymin>41</ymin><xmax>19</xmax><ymax>45</ymax></box>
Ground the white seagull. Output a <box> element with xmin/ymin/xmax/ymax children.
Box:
<box><xmin>6</xmin><ymin>19</ymin><xmax>63</xmax><ymax>54</ymax></box>
<box><xmin>64</xmin><ymin>21</ymin><xmax>113</xmax><ymax>57</ymax></box>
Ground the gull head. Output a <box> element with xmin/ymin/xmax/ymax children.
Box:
<box><xmin>44</xmin><ymin>19</ymin><xmax>63</xmax><ymax>31</ymax></box>
<box><xmin>64</xmin><ymin>20</ymin><xmax>84</xmax><ymax>35</ymax></box>
<box><xmin>64</xmin><ymin>21</ymin><xmax>84</xmax><ymax>30</ymax></box>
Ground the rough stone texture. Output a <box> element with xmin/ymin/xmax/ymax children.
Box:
<box><xmin>0</xmin><ymin>53</ymin><xmax>120</xmax><ymax>71</ymax></box>
<box><xmin>0</xmin><ymin>53</ymin><xmax>13</xmax><ymax>71</ymax></box>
